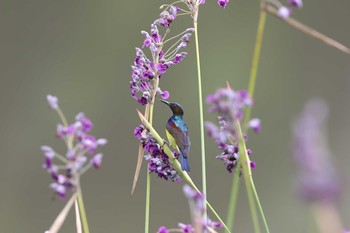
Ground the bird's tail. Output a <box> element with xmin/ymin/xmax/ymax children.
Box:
<box><xmin>180</xmin><ymin>154</ymin><xmax>190</xmax><ymax>172</ymax></box>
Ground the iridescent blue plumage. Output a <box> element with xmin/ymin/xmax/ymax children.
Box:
<box><xmin>161</xmin><ymin>100</ymin><xmax>191</xmax><ymax>172</ymax></box>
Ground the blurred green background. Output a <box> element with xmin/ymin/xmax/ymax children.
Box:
<box><xmin>1</xmin><ymin>0</ymin><xmax>349</xmax><ymax>232</ymax></box>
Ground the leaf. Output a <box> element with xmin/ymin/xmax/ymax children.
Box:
<box><xmin>49</xmin><ymin>192</ymin><xmax>77</xmax><ymax>233</ymax></box>
<box><xmin>130</xmin><ymin>142</ymin><xmax>144</xmax><ymax>196</ymax></box>
<box><xmin>264</xmin><ymin>5</ymin><xmax>350</xmax><ymax>55</ymax></box>
<box><xmin>75</xmin><ymin>199</ymin><xmax>82</xmax><ymax>233</ymax></box>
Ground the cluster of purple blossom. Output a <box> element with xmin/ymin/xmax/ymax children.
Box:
<box><xmin>275</xmin><ymin>0</ymin><xmax>303</xmax><ymax>19</ymax></box>
<box><xmin>292</xmin><ymin>99</ymin><xmax>340</xmax><ymax>202</ymax></box>
<box><xmin>157</xmin><ymin>185</ymin><xmax>223</xmax><ymax>233</ymax></box>
<box><xmin>205</xmin><ymin>88</ymin><xmax>259</xmax><ymax>173</ymax></box>
<box><xmin>134</xmin><ymin>124</ymin><xmax>181</xmax><ymax>182</ymax></box>
<box><xmin>42</xmin><ymin>95</ymin><xmax>107</xmax><ymax>199</ymax></box>
<box><xmin>130</xmin><ymin>5</ymin><xmax>194</xmax><ymax>105</ymax></box>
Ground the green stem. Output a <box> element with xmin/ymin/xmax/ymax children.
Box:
<box><xmin>144</xmin><ymin>76</ymin><xmax>159</xmax><ymax>233</ymax></box>
<box><xmin>145</xmin><ymin>172</ymin><xmax>151</xmax><ymax>233</ymax></box>
<box><xmin>250</xmin><ymin>177</ymin><xmax>270</xmax><ymax>233</ymax></box>
<box><xmin>236</xmin><ymin>122</ymin><xmax>261</xmax><ymax>233</ymax></box>
<box><xmin>225</xmin><ymin>165</ymin><xmax>241</xmax><ymax>232</ymax></box>
<box><xmin>193</xmin><ymin>20</ymin><xmax>208</xmax><ymax>223</ymax></box>
<box><xmin>243</xmin><ymin>9</ymin><xmax>267</xmax><ymax>130</ymax></box>
<box><xmin>77</xmin><ymin>186</ymin><xmax>90</xmax><ymax>233</ymax></box>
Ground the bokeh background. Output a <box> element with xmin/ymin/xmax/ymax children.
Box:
<box><xmin>1</xmin><ymin>0</ymin><xmax>350</xmax><ymax>232</ymax></box>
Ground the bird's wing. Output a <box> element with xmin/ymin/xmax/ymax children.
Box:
<box><xmin>166</xmin><ymin>120</ymin><xmax>191</xmax><ymax>158</ymax></box>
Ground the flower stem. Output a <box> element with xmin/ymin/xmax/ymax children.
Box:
<box><xmin>77</xmin><ymin>186</ymin><xmax>90</xmax><ymax>233</ymax></box>
<box><xmin>243</xmin><ymin>9</ymin><xmax>267</xmax><ymax>130</ymax></box>
<box><xmin>193</xmin><ymin>19</ymin><xmax>208</xmax><ymax>224</ymax></box>
<box><xmin>225</xmin><ymin>165</ymin><xmax>241</xmax><ymax>232</ymax></box>
<box><xmin>144</xmin><ymin>76</ymin><xmax>159</xmax><ymax>233</ymax></box>
<box><xmin>145</xmin><ymin>172</ymin><xmax>151</xmax><ymax>233</ymax></box>
<box><xmin>236</xmin><ymin>122</ymin><xmax>261</xmax><ymax>233</ymax></box>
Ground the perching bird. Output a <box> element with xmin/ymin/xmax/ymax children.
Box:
<box><xmin>160</xmin><ymin>100</ymin><xmax>191</xmax><ymax>172</ymax></box>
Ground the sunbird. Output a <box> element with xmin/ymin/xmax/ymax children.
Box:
<box><xmin>160</xmin><ymin>100</ymin><xmax>191</xmax><ymax>172</ymax></box>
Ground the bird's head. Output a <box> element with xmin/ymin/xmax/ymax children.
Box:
<box><xmin>160</xmin><ymin>100</ymin><xmax>184</xmax><ymax>116</ymax></box>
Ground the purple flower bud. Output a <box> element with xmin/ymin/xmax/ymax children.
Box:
<box><xmin>288</xmin><ymin>0</ymin><xmax>303</xmax><ymax>8</ymax></box>
<box><xmin>91</xmin><ymin>153</ymin><xmax>103</xmax><ymax>169</ymax></box>
<box><xmin>161</xmin><ymin>90</ymin><xmax>170</xmax><ymax>99</ymax></box>
<box><xmin>142</xmin><ymin>38</ymin><xmax>151</xmax><ymax>48</ymax></box>
<box><xmin>217</xmin><ymin>0</ymin><xmax>229</xmax><ymax>8</ymax></box>
<box><xmin>250</xmin><ymin>161</ymin><xmax>256</xmax><ymax>169</ymax></box>
<box><xmin>156</xmin><ymin>62</ymin><xmax>169</xmax><ymax>75</ymax></box>
<box><xmin>97</xmin><ymin>138</ymin><xmax>108</xmax><ymax>145</ymax></box>
<box><xmin>157</xmin><ymin>226</ymin><xmax>169</xmax><ymax>233</ymax></box>
<box><xmin>75</xmin><ymin>113</ymin><xmax>93</xmax><ymax>132</ymax></box>
<box><xmin>248</xmin><ymin>118</ymin><xmax>261</xmax><ymax>133</ymax></box>
<box><xmin>134</xmin><ymin>125</ymin><xmax>145</xmax><ymax>139</ymax></box>
<box><xmin>50</xmin><ymin>183</ymin><xmax>66</xmax><ymax>200</ymax></box>
<box><xmin>247</xmin><ymin>149</ymin><xmax>252</xmax><ymax>155</ymax></box>
<box><xmin>199</xmin><ymin>0</ymin><xmax>206</xmax><ymax>4</ymax></box>
<box><xmin>277</xmin><ymin>6</ymin><xmax>292</xmax><ymax>19</ymax></box>
<box><xmin>47</xmin><ymin>95</ymin><xmax>59</xmax><ymax>109</ymax></box>
<box><xmin>178</xmin><ymin>223</ymin><xmax>193</xmax><ymax>233</ymax></box>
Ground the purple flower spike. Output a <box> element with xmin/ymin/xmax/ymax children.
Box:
<box><xmin>277</xmin><ymin>6</ymin><xmax>292</xmax><ymax>19</ymax></box>
<box><xmin>293</xmin><ymin>99</ymin><xmax>340</xmax><ymax>202</ymax></box>
<box><xmin>47</xmin><ymin>95</ymin><xmax>59</xmax><ymax>110</ymax></box>
<box><xmin>206</xmin><ymin>87</ymin><xmax>255</xmax><ymax>173</ymax></box>
<box><xmin>217</xmin><ymin>0</ymin><xmax>229</xmax><ymax>8</ymax></box>
<box><xmin>42</xmin><ymin>96</ymin><xmax>107</xmax><ymax>199</ymax></box>
<box><xmin>157</xmin><ymin>226</ymin><xmax>169</xmax><ymax>233</ymax></box>
<box><xmin>288</xmin><ymin>0</ymin><xmax>303</xmax><ymax>8</ymax></box>
<box><xmin>248</xmin><ymin>118</ymin><xmax>261</xmax><ymax>133</ymax></box>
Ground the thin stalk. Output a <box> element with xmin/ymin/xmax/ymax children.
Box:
<box><xmin>144</xmin><ymin>75</ymin><xmax>159</xmax><ymax>233</ymax></box>
<box><xmin>225</xmin><ymin>165</ymin><xmax>241</xmax><ymax>232</ymax></box>
<box><xmin>77</xmin><ymin>186</ymin><xmax>90</xmax><ymax>233</ymax></box>
<box><xmin>145</xmin><ymin>172</ymin><xmax>151</xmax><ymax>233</ymax></box>
<box><xmin>250</xmin><ymin>177</ymin><xmax>270</xmax><ymax>233</ymax></box>
<box><xmin>236</xmin><ymin>122</ymin><xmax>261</xmax><ymax>233</ymax></box>
<box><xmin>243</xmin><ymin>9</ymin><xmax>267</xmax><ymax>130</ymax></box>
<box><xmin>193</xmin><ymin>19</ymin><xmax>208</xmax><ymax>224</ymax></box>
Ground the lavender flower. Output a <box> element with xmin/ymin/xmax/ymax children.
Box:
<box><xmin>134</xmin><ymin>124</ymin><xmax>181</xmax><ymax>182</ymax></box>
<box><xmin>130</xmin><ymin>12</ymin><xmax>194</xmax><ymax>105</ymax></box>
<box><xmin>205</xmin><ymin>88</ymin><xmax>255</xmax><ymax>172</ymax></box>
<box><xmin>42</xmin><ymin>95</ymin><xmax>107</xmax><ymax>199</ymax></box>
<box><xmin>293</xmin><ymin>99</ymin><xmax>340</xmax><ymax>202</ymax></box>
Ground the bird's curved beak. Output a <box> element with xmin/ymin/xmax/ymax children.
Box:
<box><xmin>160</xmin><ymin>100</ymin><xmax>170</xmax><ymax>106</ymax></box>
